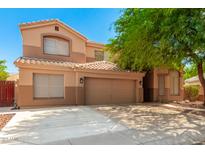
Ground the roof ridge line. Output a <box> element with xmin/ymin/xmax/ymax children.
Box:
<box><xmin>19</xmin><ymin>19</ymin><xmax>59</xmax><ymax>26</ymax></box>
<box><xmin>19</xmin><ymin>19</ymin><xmax>88</xmax><ymax>41</ymax></box>
<box><xmin>14</xmin><ymin>56</ymin><xmax>124</xmax><ymax>72</ymax></box>
<box><xmin>20</xmin><ymin>57</ymin><xmax>115</xmax><ymax>65</ymax></box>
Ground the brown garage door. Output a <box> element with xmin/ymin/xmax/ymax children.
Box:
<box><xmin>85</xmin><ymin>78</ymin><xmax>136</xmax><ymax>105</ymax></box>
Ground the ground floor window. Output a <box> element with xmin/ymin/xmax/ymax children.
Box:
<box><xmin>170</xmin><ymin>71</ymin><xmax>179</xmax><ymax>95</ymax></box>
<box><xmin>34</xmin><ymin>74</ymin><xmax>64</xmax><ymax>98</ymax></box>
<box><xmin>158</xmin><ymin>75</ymin><xmax>165</xmax><ymax>96</ymax></box>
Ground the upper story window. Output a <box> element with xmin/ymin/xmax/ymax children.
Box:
<box><xmin>43</xmin><ymin>36</ymin><xmax>70</xmax><ymax>56</ymax></box>
<box><xmin>95</xmin><ymin>50</ymin><xmax>104</xmax><ymax>61</ymax></box>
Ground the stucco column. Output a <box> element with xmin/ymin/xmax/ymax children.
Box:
<box><xmin>179</xmin><ymin>71</ymin><xmax>184</xmax><ymax>100</ymax></box>
<box><xmin>75</xmin><ymin>72</ymin><xmax>85</xmax><ymax>105</ymax></box>
<box><xmin>18</xmin><ymin>68</ymin><xmax>33</xmax><ymax>107</ymax></box>
<box><xmin>75</xmin><ymin>72</ymin><xmax>79</xmax><ymax>105</ymax></box>
<box><xmin>166</xmin><ymin>74</ymin><xmax>170</xmax><ymax>100</ymax></box>
<box><xmin>136</xmin><ymin>79</ymin><xmax>144</xmax><ymax>103</ymax></box>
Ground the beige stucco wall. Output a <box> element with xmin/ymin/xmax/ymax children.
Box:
<box><xmin>86</xmin><ymin>46</ymin><xmax>97</xmax><ymax>58</ymax></box>
<box><xmin>16</xmin><ymin>64</ymin><xmax>144</xmax><ymax>108</ymax></box>
<box><xmin>19</xmin><ymin>68</ymin><xmax>76</xmax><ymax>87</ymax></box>
<box><xmin>17</xmin><ymin>67</ymin><xmax>77</xmax><ymax>107</ymax></box>
<box><xmin>21</xmin><ymin>23</ymin><xmax>105</xmax><ymax>63</ymax></box>
<box><xmin>22</xmin><ymin>24</ymin><xmax>86</xmax><ymax>53</ymax></box>
<box><xmin>85</xmin><ymin>44</ymin><xmax>105</xmax><ymax>62</ymax></box>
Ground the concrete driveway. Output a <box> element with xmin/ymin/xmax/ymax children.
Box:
<box><xmin>0</xmin><ymin>106</ymin><xmax>135</xmax><ymax>145</ymax></box>
<box><xmin>0</xmin><ymin>104</ymin><xmax>205</xmax><ymax>145</ymax></box>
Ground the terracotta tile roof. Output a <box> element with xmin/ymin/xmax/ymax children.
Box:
<box><xmin>77</xmin><ymin>61</ymin><xmax>121</xmax><ymax>71</ymax></box>
<box><xmin>86</xmin><ymin>40</ymin><xmax>105</xmax><ymax>46</ymax></box>
<box><xmin>19</xmin><ymin>19</ymin><xmax>59</xmax><ymax>26</ymax></box>
<box><xmin>185</xmin><ymin>76</ymin><xmax>199</xmax><ymax>83</ymax></box>
<box><xmin>14</xmin><ymin>57</ymin><xmax>123</xmax><ymax>72</ymax></box>
<box><xmin>7</xmin><ymin>73</ymin><xmax>19</xmax><ymax>81</ymax></box>
<box><xmin>185</xmin><ymin>74</ymin><xmax>205</xmax><ymax>84</ymax></box>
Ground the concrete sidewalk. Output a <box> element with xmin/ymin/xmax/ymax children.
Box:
<box><xmin>0</xmin><ymin>107</ymin><xmax>14</xmax><ymax>113</ymax></box>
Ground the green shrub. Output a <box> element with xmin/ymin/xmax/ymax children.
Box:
<box><xmin>184</xmin><ymin>85</ymin><xmax>199</xmax><ymax>101</ymax></box>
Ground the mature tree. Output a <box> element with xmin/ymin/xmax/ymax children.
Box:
<box><xmin>107</xmin><ymin>8</ymin><xmax>205</xmax><ymax>105</ymax></box>
<box><xmin>0</xmin><ymin>60</ymin><xmax>9</xmax><ymax>80</ymax></box>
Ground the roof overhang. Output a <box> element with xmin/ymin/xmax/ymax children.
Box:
<box><xmin>86</xmin><ymin>41</ymin><xmax>105</xmax><ymax>49</ymax></box>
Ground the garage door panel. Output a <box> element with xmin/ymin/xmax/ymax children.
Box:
<box><xmin>85</xmin><ymin>78</ymin><xmax>111</xmax><ymax>105</ymax></box>
<box><xmin>112</xmin><ymin>80</ymin><xmax>135</xmax><ymax>104</ymax></box>
<box><xmin>85</xmin><ymin>78</ymin><xmax>136</xmax><ymax>105</ymax></box>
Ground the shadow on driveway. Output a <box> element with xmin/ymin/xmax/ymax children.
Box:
<box><xmin>94</xmin><ymin>103</ymin><xmax>205</xmax><ymax>144</ymax></box>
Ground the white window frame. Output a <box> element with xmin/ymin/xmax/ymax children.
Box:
<box><xmin>33</xmin><ymin>74</ymin><xmax>64</xmax><ymax>99</ymax></box>
<box><xmin>43</xmin><ymin>36</ymin><xmax>70</xmax><ymax>56</ymax></box>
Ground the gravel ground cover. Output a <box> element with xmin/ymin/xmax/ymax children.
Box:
<box><xmin>0</xmin><ymin>114</ymin><xmax>15</xmax><ymax>130</ymax></box>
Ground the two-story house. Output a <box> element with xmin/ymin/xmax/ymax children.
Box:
<box><xmin>14</xmin><ymin>19</ymin><xmax>184</xmax><ymax>108</ymax></box>
<box><xmin>14</xmin><ymin>19</ymin><xmax>145</xmax><ymax>107</ymax></box>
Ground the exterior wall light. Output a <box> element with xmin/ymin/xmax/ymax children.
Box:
<box><xmin>80</xmin><ymin>77</ymin><xmax>84</xmax><ymax>84</ymax></box>
<box><xmin>139</xmin><ymin>80</ymin><xmax>142</xmax><ymax>86</ymax></box>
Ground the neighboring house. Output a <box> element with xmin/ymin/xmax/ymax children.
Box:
<box><xmin>7</xmin><ymin>73</ymin><xmax>19</xmax><ymax>81</ymax></box>
<box><xmin>14</xmin><ymin>19</ymin><xmax>145</xmax><ymax>107</ymax></box>
<box><xmin>14</xmin><ymin>19</ymin><xmax>183</xmax><ymax>108</ymax></box>
<box><xmin>185</xmin><ymin>74</ymin><xmax>205</xmax><ymax>101</ymax></box>
<box><xmin>6</xmin><ymin>73</ymin><xmax>19</xmax><ymax>105</ymax></box>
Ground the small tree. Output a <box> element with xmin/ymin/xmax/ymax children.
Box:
<box><xmin>184</xmin><ymin>63</ymin><xmax>205</xmax><ymax>80</ymax></box>
<box><xmin>0</xmin><ymin>60</ymin><xmax>9</xmax><ymax>80</ymax></box>
<box><xmin>107</xmin><ymin>9</ymin><xmax>205</xmax><ymax>105</ymax></box>
<box><xmin>184</xmin><ymin>85</ymin><xmax>199</xmax><ymax>101</ymax></box>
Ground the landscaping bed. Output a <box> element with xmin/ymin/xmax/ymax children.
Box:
<box><xmin>174</xmin><ymin>101</ymin><xmax>205</xmax><ymax>109</ymax></box>
<box><xmin>0</xmin><ymin>114</ymin><xmax>15</xmax><ymax>130</ymax></box>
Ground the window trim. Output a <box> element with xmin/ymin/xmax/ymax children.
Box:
<box><xmin>170</xmin><ymin>71</ymin><xmax>180</xmax><ymax>96</ymax></box>
<box><xmin>33</xmin><ymin>73</ymin><xmax>65</xmax><ymax>99</ymax></box>
<box><xmin>41</xmin><ymin>33</ymin><xmax>72</xmax><ymax>57</ymax></box>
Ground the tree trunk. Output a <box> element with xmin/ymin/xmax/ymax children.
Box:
<box><xmin>197</xmin><ymin>61</ymin><xmax>205</xmax><ymax>105</ymax></box>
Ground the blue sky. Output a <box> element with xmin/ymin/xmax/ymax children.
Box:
<box><xmin>0</xmin><ymin>8</ymin><xmax>121</xmax><ymax>73</ymax></box>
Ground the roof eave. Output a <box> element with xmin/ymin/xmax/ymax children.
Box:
<box><xmin>86</xmin><ymin>42</ymin><xmax>105</xmax><ymax>49</ymax></box>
